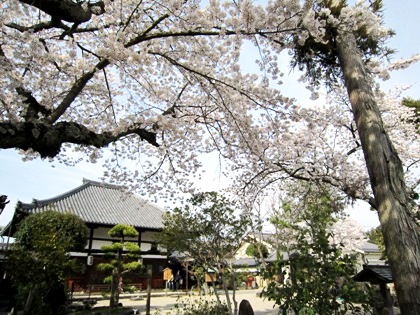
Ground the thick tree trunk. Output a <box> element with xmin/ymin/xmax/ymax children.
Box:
<box><xmin>336</xmin><ymin>31</ymin><xmax>420</xmax><ymax>315</ymax></box>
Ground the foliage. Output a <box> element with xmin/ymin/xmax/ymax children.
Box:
<box><xmin>97</xmin><ymin>224</ymin><xmax>142</xmax><ymax>308</ymax></box>
<box><xmin>12</xmin><ymin>283</ymin><xmax>51</xmax><ymax>315</ymax></box>
<box><xmin>402</xmin><ymin>98</ymin><xmax>420</xmax><ymax>130</ymax></box>
<box><xmin>190</xmin><ymin>265</ymin><xmax>206</xmax><ymax>292</ymax></box>
<box><xmin>245</xmin><ymin>243</ymin><xmax>269</xmax><ymax>259</ymax></box>
<box><xmin>365</xmin><ymin>225</ymin><xmax>387</xmax><ymax>261</ymax></box>
<box><xmin>158</xmin><ymin>191</ymin><xmax>250</xmax><ymax>315</ymax></box>
<box><xmin>7</xmin><ymin>210</ymin><xmax>88</xmax><ymax>314</ymax></box>
<box><xmin>173</xmin><ymin>298</ymin><xmax>229</xmax><ymax>315</ymax></box>
<box><xmin>289</xmin><ymin>0</ymin><xmax>394</xmax><ymax>89</ymax></box>
<box><xmin>159</xmin><ymin>192</ymin><xmax>250</xmax><ymax>268</ymax></box>
<box><xmin>263</xmin><ymin>184</ymin><xmax>370</xmax><ymax>315</ymax></box>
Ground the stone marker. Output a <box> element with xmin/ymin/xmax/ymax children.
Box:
<box><xmin>238</xmin><ymin>299</ymin><xmax>254</xmax><ymax>315</ymax></box>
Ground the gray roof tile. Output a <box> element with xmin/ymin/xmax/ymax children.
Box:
<box><xmin>354</xmin><ymin>265</ymin><xmax>393</xmax><ymax>283</ymax></box>
<box><xmin>17</xmin><ymin>179</ymin><xmax>164</xmax><ymax>229</ymax></box>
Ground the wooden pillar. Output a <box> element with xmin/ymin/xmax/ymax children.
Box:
<box><xmin>87</xmin><ymin>227</ymin><xmax>94</xmax><ymax>254</ymax></box>
<box><xmin>137</xmin><ymin>228</ymin><xmax>143</xmax><ymax>248</ymax></box>
<box><xmin>373</xmin><ymin>283</ymin><xmax>395</xmax><ymax>315</ymax></box>
<box><xmin>145</xmin><ymin>268</ymin><xmax>152</xmax><ymax>315</ymax></box>
<box><xmin>380</xmin><ymin>283</ymin><xmax>395</xmax><ymax>315</ymax></box>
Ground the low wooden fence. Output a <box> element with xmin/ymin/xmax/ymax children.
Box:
<box><xmin>69</xmin><ymin>282</ymin><xmax>143</xmax><ymax>293</ymax></box>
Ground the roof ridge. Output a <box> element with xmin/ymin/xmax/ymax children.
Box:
<box><xmin>5</xmin><ymin>179</ymin><xmax>165</xmax><ymax>233</ymax></box>
<box><xmin>82</xmin><ymin>178</ymin><xmax>127</xmax><ymax>190</ymax></box>
<box><xmin>18</xmin><ymin>179</ymin><xmax>125</xmax><ymax>209</ymax></box>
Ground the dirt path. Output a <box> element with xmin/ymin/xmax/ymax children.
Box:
<box><xmin>95</xmin><ymin>289</ymin><xmax>278</xmax><ymax>314</ymax></box>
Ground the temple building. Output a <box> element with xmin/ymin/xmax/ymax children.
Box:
<box><xmin>1</xmin><ymin>179</ymin><xmax>168</xmax><ymax>291</ymax></box>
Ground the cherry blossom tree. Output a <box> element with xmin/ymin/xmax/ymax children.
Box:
<box><xmin>330</xmin><ymin>216</ymin><xmax>367</xmax><ymax>253</ymax></box>
<box><xmin>224</xmin><ymin>1</ymin><xmax>420</xmax><ymax>313</ymax></box>
<box><xmin>1</xmin><ymin>0</ymin><xmax>419</xmax><ymax>313</ymax></box>
<box><xmin>0</xmin><ymin>0</ymin><xmax>303</xmax><ymax>204</ymax></box>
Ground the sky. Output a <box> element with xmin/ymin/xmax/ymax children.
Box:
<box><xmin>1</xmin><ymin>0</ymin><xmax>419</xmax><ymax>230</ymax></box>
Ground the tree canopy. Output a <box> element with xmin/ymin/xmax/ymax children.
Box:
<box><xmin>160</xmin><ymin>192</ymin><xmax>250</xmax><ymax>268</ymax></box>
<box><xmin>158</xmin><ymin>191</ymin><xmax>250</xmax><ymax>315</ymax></box>
<box><xmin>402</xmin><ymin>98</ymin><xmax>420</xmax><ymax>131</ymax></box>
<box><xmin>7</xmin><ymin>210</ymin><xmax>88</xmax><ymax>314</ymax></box>
<box><xmin>9</xmin><ymin>210</ymin><xmax>88</xmax><ymax>282</ymax></box>
<box><xmin>263</xmin><ymin>184</ymin><xmax>370</xmax><ymax>315</ymax></box>
<box><xmin>245</xmin><ymin>243</ymin><xmax>269</xmax><ymax>260</ymax></box>
<box><xmin>366</xmin><ymin>225</ymin><xmax>387</xmax><ymax>262</ymax></box>
<box><xmin>2</xmin><ymin>0</ymin><xmax>415</xmax><ymax>200</ymax></box>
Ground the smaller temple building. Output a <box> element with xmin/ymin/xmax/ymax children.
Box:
<box><xmin>354</xmin><ymin>264</ymin><xmax>396</xmax><ymax>315</ymax></box>
<box><xmin>2</xmin><ymin>179</ymin><xmax>168</xmax><ymax>292</ymax></box>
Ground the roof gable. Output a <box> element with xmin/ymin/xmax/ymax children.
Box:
<box><xmin>354</xmin><ymin>265</ymin><xmax>393</xmax><ymax>284</ymax></box>
<box><xmin>17</xmin><ymin>179</ymin><xmax>164</xmax><ymax>229</ymax></box>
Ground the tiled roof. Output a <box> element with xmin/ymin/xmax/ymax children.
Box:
<box><xmin>354</xmin><ymin>264</ymin><xmax>393</xmax><ymax>284</ymax></box>
<box><xmin>16</xmin><ymin>179</ymin><xmax>164</xmax><ymax>230</ymax></box>
<box><xmin>231</xmin><ymin>250</ymin><xmax>288</xmax><ymax>267</ymax></box>
<box><xmin>233</xmin><ymin>257</ymin><xmax>258</xmax><ymax>267</ymax></box>
<box><xmin>361</xmin><ymin>241</ymin><xmax>379</xmax><ymax>253</ymax></box>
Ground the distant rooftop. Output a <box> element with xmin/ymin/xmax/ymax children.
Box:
<box><xmin>13</xmin><ymin>179</ymin><xmax>165</xmax><ymax>230</ymax></box>
<box><xmin>361</xmin><ymin>241</ymin><xmax>379</xmax><ymax>253</ymax></box>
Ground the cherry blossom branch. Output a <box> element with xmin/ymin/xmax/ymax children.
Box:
<box><xmin>242</xmin><ymin>158</ymin><xmax>376</xmax><ymax>209</ymax></box>
<box><xmin>5</xmin><ymin>20</ymin><xmax>118</xmax><ymax>38</ymax></box>
<box><xmin>150</xmin><ymin>51</ymin><xmax>268</xmax><ymax>109</ymax></box>
<box><xmin>0</xmin><ymin>121</ymin><xmax>158</xmax><ymax>158</ymax></box>
<box><xmin>47</xmin><ymin>58</ymin><xmax>110</xmax><ymax>124</ymax></box>
<box><xmin>18</xmin><ymin>0</ymin><xmax>105</xmax><ymax>24</ymax></box>
<box><xmin>15</xmin><ymin>87</ymin><xmax>52</xmax><ymax>121</ymax></box>
<box><xmin>5</xmin><ymin>21</ymin><xmax>70</xmax><ymax>33</ymax></box>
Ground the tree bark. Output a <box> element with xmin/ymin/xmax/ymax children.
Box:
<box><xmin>18</xmin><ymin>0</ymin><xmax>104</xmax><ymax>23</ymax></box>
<box><xmin>109</xmin><ymin>268</ymin><xmax>118</xmax><ymax>309</ymax></box>
<box><xmin>336</xmin><ymin>31</ymin><xmax>420</xmax><ymax>315</ymax></box>
<box><xmin>23</xmin><ymin>285</ymin><xmax>37</xmax><ymax>315</ymax></box>
<box><xmin>0</xmin><ymin>121</ymin><xmax>158</xmax><ymax>158</ymax></box>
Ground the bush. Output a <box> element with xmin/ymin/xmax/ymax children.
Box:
<box><xmin>123</xmin><ymin>285</ymin><xmax>138</xmax><ymax>293</ymax></box>
<box><xmin>174</xmin><ymin>299</ymin><xmax>229</xmax><ymax>315</ymax></box>
<box><xmin>82</xmin><ymin>298</ymin><xmax>97</xmax><ymax>310</ymax></box>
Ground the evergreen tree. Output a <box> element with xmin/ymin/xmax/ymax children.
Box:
<box><xmin>7</xmin><ymin>210</ymin><xmax>88</xmax><ymax>315</ymax></box>
<box><xmin>402</xmin><ymin>98</ymin><xmax>420</xmax><ymax>130</ymax></box>
<box><xmin>366</xmin><ymin>226</ymin><xmax>387</xmax><ymax>262</ymax></box>
<box><xmin>97</xmin><ymin>224</ymin><xmax>142</xmax><ymax>309</ymax></box>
